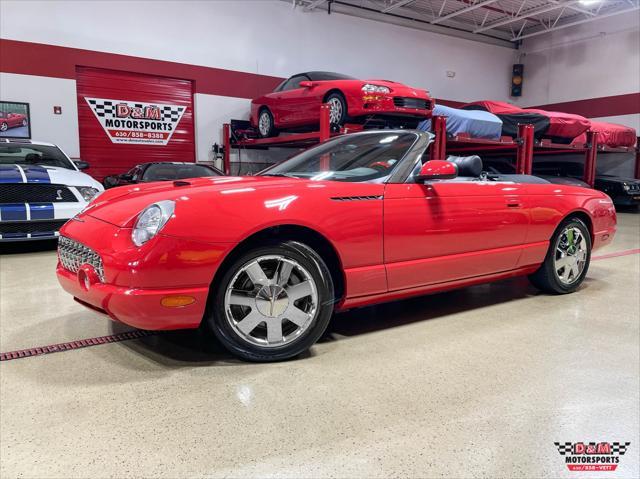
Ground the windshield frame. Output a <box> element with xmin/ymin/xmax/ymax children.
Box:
<box><xmin>258</xmin><ymin>130</ymin><xmax>431</xmax><ymax>184</ymax></box>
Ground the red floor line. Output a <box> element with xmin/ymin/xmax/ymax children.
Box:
<box><xmin>592</xmin><ymin>248</ymin><xmax>640</xmax><ymax>261</ymax></box>
<box><xmin>0</xmin><ymin>330</ymin><xmax>158</xmax><ymax>362</ymax></box>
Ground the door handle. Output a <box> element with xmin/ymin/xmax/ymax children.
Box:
<box><xmin>506</xmin><ymin>201</ymin><xmax>522</xmax><ymax>208</ymax></box>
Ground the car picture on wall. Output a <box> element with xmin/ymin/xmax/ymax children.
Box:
<box><xmin>0</xmin><ymin>101</ymin><xmax>31</xmax><ymax>139</ymax></box>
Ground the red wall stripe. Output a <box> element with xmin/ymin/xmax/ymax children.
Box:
<box><xmin>2</xmin><ymin>38</ymin><xmax>638</xmax><ymax>118</ymax></box>
<box><xmin>530</xmin><ymin>93</ymin><xmax>640</xmax><ymax>119</ymax></box>
<box><xmin>0</xmin><ymin>38</ymin><xmax>283</xmax><ymax>99</ymax></box>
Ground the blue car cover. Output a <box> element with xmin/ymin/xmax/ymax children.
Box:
<box><xmin>418</xmin><ymin>104</ymin><xmax>503</xmax><ymax>140</ymax></box>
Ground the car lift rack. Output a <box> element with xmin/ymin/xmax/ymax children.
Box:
<box><xmin>222</xmin><ymin>105</ymin><xmax>639</xmax><ymax>187</ymax></box>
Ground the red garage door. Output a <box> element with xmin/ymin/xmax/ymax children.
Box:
<box><xmin>76</xmin><ymin>67</ymin><xmax>195</xmax><ymax>181</ymax></box>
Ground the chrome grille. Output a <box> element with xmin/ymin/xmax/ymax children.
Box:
<box><xmin>58</xmin><ymin>236</ymin><xmax>104</xmax><ymax>282</ymax></box>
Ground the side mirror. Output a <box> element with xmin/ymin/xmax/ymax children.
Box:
<box><xmin>416</xmin><ymin>160</ymin><xmax>458</xmax><ymax>182</ymax></box>
<box><xmin>74</xmin><ymin>160</ymin><xmax>90</xmax><ymax>170</ymax></box>
<box><xmin>102</xmin><ymin>176</ymin><xmax>118</xmax><ymax>188</ymax></box>
<box><xmin>299</xmin><ymin>81</ymin><xmax>315</xmax><ymax>88</ymax></box>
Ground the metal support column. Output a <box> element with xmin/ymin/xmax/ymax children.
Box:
<box><xmin>222</xmin><ymin>123</ymin><xmax>231</xmax><ymax>175</ymax></box>
<box><xmin>584</xmin><ymin>130</ymin><xmax>598</xmax><ymax>187</ymax></box>
<box><xmin>431</xmin><ymin>115</ymin><xmax>446</xmax><ymax>161</ymax></box>
<box><xmin>319</xmin><ymin>104</ymin><xmax>331</xmax><ymax>143</ymax></box>
<box><xmin>515</xmin><ymin>124</ymin><xmax>534</xmax><ymax>174</ymax></box>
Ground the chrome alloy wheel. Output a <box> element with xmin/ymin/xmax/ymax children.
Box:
<box><xmin>258</xmin><ymin>111</ymin><xmax>271</xmax><ymax>136</ymax></box>
<box><xmin>554</xmin><ymin>226</ymin><xmax>588</xmax><ymax>285</ymax></box>
<box><xmin>224</xmin><ymin>255</ymin><xmax>319</xmax><ymax>348</ymax></box>
<box><xmin>328</xmin><ymin>97</ymin><xmax>343</xmax><ymax>124</ymax></box>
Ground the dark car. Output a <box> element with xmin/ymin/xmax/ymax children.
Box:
<box><xmin>533</xmin><ymin>161</ymin><xmax>640</xmax><ymax>207</ymax></box>
<box><xmin>103</xmin><ymin>162</ymin><xmax>224</xmax><ymax>189</ymax></box>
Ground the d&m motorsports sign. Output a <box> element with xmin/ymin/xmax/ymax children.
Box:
<box><xmin>85</xmin><ymin>97</ymin><xmax>186</xmax><ymax>145</ymax></box>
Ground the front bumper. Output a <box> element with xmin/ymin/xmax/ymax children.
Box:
<box><xmin>612</xmin><ymin>194</ymin><xmax>640</xmax><ymax>206</ymax></box>
<box><xmin>0</xmin><ymin>202</ymin><xmax>84</xmax><ymax>241</ymax></box>
<box><xmin>347</xmin><ymin>93</ymin><xmax>432</xmax><ymax>119</ymax></box>
<box><xmin>56</xmin><ymin>215</ymin><xmax>233</xmax><ymax>330</ymax></box>
<box><xmin>57</xmin><ymin>265</ymin><xmax>210</xmax><ymax>330</ymax></box>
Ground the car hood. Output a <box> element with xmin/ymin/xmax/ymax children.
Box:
<box><xmin>0</xmin><ymin>164</ymin><xmax>102</xmax><ymax>189</ymax></box>
<box><xmin>84</xmin><ymin>176</ymin><xmax>331</xmax><ymax>227</ymax></box>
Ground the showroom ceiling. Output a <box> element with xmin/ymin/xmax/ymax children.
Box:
<box><xmin>291</xmin><ymin>0</ymin><xmax>640</xmax><ymax>47</ymax></box>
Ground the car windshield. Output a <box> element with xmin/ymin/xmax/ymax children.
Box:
<box><xmin>142</xmin><ymin>163</ymin><xmax>220</xmax><ymax>181</ymax></box>
<box><xmin>261</xmin><ymin>132</ymin><xmax>417</xmax><ymax>182</ymax></box>
<box><xmin>307</xmin><ymin>72</ymin><xmax>356</xmax><ymax>81</ymax></box>
<box><xmin>0</xmin><ymin>144</ymin><xmax>74</xmax><ymax>169</ymax></box>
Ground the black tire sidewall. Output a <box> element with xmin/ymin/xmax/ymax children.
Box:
<box><xmin>326</xmin><ymin>92</ymin><xmax>347</xmax><ymax>126</ymax></box>
<box><xmin>0</xmin><ymin>122</ymin><xmax>7</xmax><ymax>131</ymax></box>
<box><xmin>208</xmin><ymin>241</ymin><xmax>334</xmax><ymax>361</ymax></box>
<box><xmin>544</xmin><ymin>218</ymin><xmax>592</xmax><ymax>293</ymax></box>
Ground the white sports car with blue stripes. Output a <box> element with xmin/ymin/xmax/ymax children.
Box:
<box><xmin>0</xmin><ymin>140</ymin><xmax>103</xmax><ymax>241</ymax></box>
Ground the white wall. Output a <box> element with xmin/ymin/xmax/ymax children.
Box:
<box><xmin>0</xmin><ymin>73</ymin><xmax>80</xmax><ymax>157</ymax></box>
<box><xmin>516</xmin><ymin>13</ymin><xmax>640</xmax><ymax>129</ymax></box>
<box><xmin>0</xmin><ymin>0</ymin><xmax>516</xmax><ymax>163</ymax></box>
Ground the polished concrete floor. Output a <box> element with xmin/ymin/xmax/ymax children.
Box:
<box><xmin>1</xmin><ymin>212</ymin><xmax>638</xmax><ymax>478</ymax></box>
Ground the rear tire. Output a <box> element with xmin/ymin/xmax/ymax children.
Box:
<box><xmin>528</xmin><ymin>217</ymin><xmax>591</xmax><ymax>294</ymax></box>
<box><xmin>207</xmin><ymin>241</ymin><xmax>334</xmax><ymax>362</ymax></box>
<box><xmin>257</xmin><ymin>108</ymin><xmax>278</xmax><ymax>138</ymax></box>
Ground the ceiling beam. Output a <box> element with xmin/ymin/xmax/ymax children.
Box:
<box><xmin>431</xmin><ymin>0</ymin><xmax>500</xmax><ymax>24</ymax></box>
<box><xmin>382</xmin><ymin>0</ymin><xmax>415</xmax><ymax>13</ymax></box>
<box><xmin>548</xmin><ymin>0</ymin><xmax>596</xmax><ymax>16</ymax></box>
<box><xmin>513</xmin><ymin>3</ymin><xmax>640</xmax><ymax>40</ymax></box>
<box><xmin>303</xmin><ymin>0</ymin><xmax>327</xmax><ymax>12</ymax></box>
<box><xmin>474</xmin><ymin>0</ymin><xmax>580</xmax><ymax>33</ymax></box>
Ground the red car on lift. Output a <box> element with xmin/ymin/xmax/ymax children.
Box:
<box><xmin>57</xmin><ymin>130</ymin><xmax>616</xmax><ymax>362</ymax></box>
<box><xmin>250</xmin><ymin>71</ymin><xmax>434</xmax><ymax>137</ymax></box>
<box><xmin>0</xmin><ymin>111</ymin><xmax>28</xmax><ymax>132</ymax></box>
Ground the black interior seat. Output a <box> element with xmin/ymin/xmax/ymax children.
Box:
<box><xmin>447</xmin><ymin>155</ymin><xmax>483</xmax><ymax>177</ymax></box>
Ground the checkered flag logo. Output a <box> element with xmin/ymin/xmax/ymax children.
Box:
<box><xmin>161</xmin><ymin>105</ymin><xmax>185</xmax><ymax>122</ymax></box>
<box><xmin>554</xmin><ymin>442</ymin><xmax>573</xmax><ymax>455</ymax></box>
<box><xmin>86</xmin><ymin>99</ymin><xmax>116</xmax><ymax>118</ymax></box>
<box><xmin>611</xmin><ymin>442</ymin><xmax>630</xmax><ymax>455</ymax></box>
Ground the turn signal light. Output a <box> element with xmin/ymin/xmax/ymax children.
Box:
<box><xmin>161</xmin><ymin>295</ymin><xmax>196</xmax><ymax>308</ymax></box>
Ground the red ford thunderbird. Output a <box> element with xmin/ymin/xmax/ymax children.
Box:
<box><xmin>57</xmin><ymin>130</ymin><xmax>616</xmax><ymax>361</ymax></box>
<box><xmin>250</xmin><ymin>71</ymin><xmax>433</xmax><ymax>137</ymax></box>
<box><xmin>0</xmin><ymin>111</ymin><xmax>28</xmax><ymax>132</ymax></box>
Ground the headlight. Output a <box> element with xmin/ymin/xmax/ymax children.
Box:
<box><xmin>76</xmin><ymin>186</ymin><xmax>100</xmax><ymax>202</ymax></box>
<box><xmin>362</xmin><ymin>84</ymin><xmax>391</xmax><ymax>94</ymax></box>
<box><xmin>131</xmin><ymin>200</ymin><xmax>175</xmax><ymax>247</ymax></box>
<box><xmin>622</xmin><ymin>183</ymin><xmax>630</xmax><ymax>191</ymax></box>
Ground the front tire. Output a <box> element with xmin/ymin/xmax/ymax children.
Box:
<box><xmin>257</xmin><ymin>108</ymin><xmax>277</xmax><ymax>138</ymax></box>
<box><xmin>325</xmin><ymin>92</ymin><xmax>347</xmax><ymax>128</ymax></box>
<box><xmin>0</xmin><ymin>122</ymin><xmax>7</xmax><ymax>132</ymax></box>
<box><xmin>207</xmin><ymin>241</ymin><xmax>335</xmax><ymax>362</ymax></box>
<box><xmin>528</xmin><ymin>217</ymin><xmax>591</xmax><ymax>294</ymax></box>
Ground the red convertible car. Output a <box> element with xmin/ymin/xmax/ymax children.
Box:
<box><xmin>0</xmin><ymin>111</ymin><xmax>28</xmax><ymax>132</ymax></box>
<box><xmin>57</xmin><ymin>130</ymin><xmax>616</xmax><ymax>361</ymax></box>
<box><xmin>250</xmin><ymin>71</ymin><xmax>433</xmax><ymax>137</ymax></box>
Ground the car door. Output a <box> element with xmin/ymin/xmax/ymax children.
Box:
<box><xmin>383</xmin><ymin>178</ymin><xmax>529</xmax><ymax>291</ymax></box>
<box><xmin>273</xmin><ymin>74</ymin><xmax>318</xmax><ymax>127</ymax></box>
